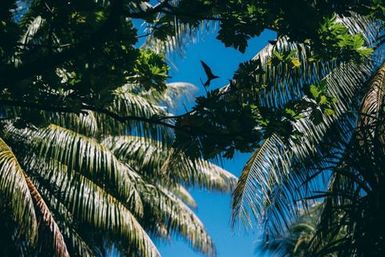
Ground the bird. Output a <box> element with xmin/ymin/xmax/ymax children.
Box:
<box><xmin>200</xmin><ymin>60</ymin><xmax>219</xmax><ymax>89</ymax></box>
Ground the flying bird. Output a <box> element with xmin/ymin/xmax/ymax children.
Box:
<box><xmin>200</xmin><ymin>60</ymin><xmax>219</xmax><ymax>89</ymax></box>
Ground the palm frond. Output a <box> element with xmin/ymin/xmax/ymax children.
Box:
<box><xmin>102</xmin><ymin>135</ymin><xmax>237</xmax><ymax>192</ymax></box>
<box><xmin>232</xmin><ymin>134</ymin><xmax>290</xmax><ymax>227</ymax></box>
<box><xmin>19</xmin><ymin>15</ymin><xmax>44</xmax><ymax>46</ymax></box>
<box><xmin>0</xmin><ymin>137</ymin><xmax>38</xmax><ymax>244</ymax></box>
<box><xmin>31</xmin><ymin>178</ymin><xmax>98</xmax><ymax>257</ymax></box>
<box><xmin>98</xmin><ymin>85</ymin><xmax>174</xmax><ymax>139</ymax></box>
<box><xmin>29</xmin><ymin>158</ymin><xmax>160</xmax><ymax>257</ymax></box>
<box><xmin>43</xmin><ymin>111</ymin><xmax>99</xmax><ymax>137</ymax></box>
<box><xmin>143</xmin><ymin>18</ymin><xmax>214</xmax><ymax>55</ymax></box>
<box><xmin>155</xmin><ymin>82</ymin><xmax>198</xmax><ymax>110</ymax></box>
<box><xmin>309</xmin><ymin>64</ymin><xmax>385</xmax><ymax>257</ymax></box>
<box><xmin>4</xmin><ymin>124</ymin><xmax>145</xmax><ymax>215</ymax></box>
<box><xmin>231</xmin><ymin>12</ymin><xmax>385</xmax><ymax>235</ymax></box>
<box><xmin>109</xmin><ymin>85</ymin><xmax>169</xmax><ymax>119</ymax></box>
<box><xmin>140</xmin><ymin>185</ymin><xmax>215</xmax><ymax>257</ymax></box>
<box><xmin>24</xmin><ymin>174</ymin><xmax>70</xmax><ymax>257</ymax></box>
<box><xmin>357</xmin><ymin>63</ymin><xmax>385</xmax><ymax>147</ymax></box>
<box><xmin>233</xmin><ymin>13</ymin><xmax>382</xmax><ymax>109</ymax></box>
<box><xmin>170</xmin><ymin>184</ymin><xmax>197</xmax><ymax>208</ymax></box>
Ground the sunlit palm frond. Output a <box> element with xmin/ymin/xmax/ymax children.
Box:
<box><xmin>31</xmin><ymin>178</ymin><xmax>99</xmax><ymax>257</ymax></box>
<box><xmin>28</xmin><ymin>158</ymin><xmax>160</xmax><ymax>257</ymax></box>
<box><xmin>169</xmin><ymin>184</ymin><xmax>197</xmax><ymax>208</ymax></box>
<box><xmin>96</xmin><ymin>85</ymin><xmax>174</xmax><ymax>139</ymax></box>
<box><xmin>146</xmin><ymin>82</ymin><xmax>198</xmax><ymax>110</ymax></box>
<box><xmin>110</xmin><ymin>85</ymin><xmax>168</xmax><ymax>118</ymax></box>
<box><xmin>102</xmin><ymin>135</ymin><xmax>237</xmax><ymax>192</ymax></box>
<box><xmin>144</xmin><ymin>18</ymin><xmax>215</xmax><ymax>55</ymax></box>
<box><xmin>19</xmin><ymin>15</ymin><xmax>44</xmax><ymax>46</ymax></box>
<box><xmin>43</xmin><ymin>111</ymin><xmax>99</xmax><ymax>137</ymax></box>
<box><xmin>140</xmin><ymin>185</ymin><xmax>215</xmax><ymax>257</ymax></box>
<box><xmin>233</xmin><ymin>13</ymin><xmax>382</xmax><ymax>109</ymax></box>
<box><xmin>232</xmin><ymin>134</ymin><xmax>291</xmax><ymax>227</ymax></box>
<box><xmin>24</xmin><ymin>175</ymin><xmax>70</xmax><ymax>257</ymax></box>
<box><xmin>0</xmin><ymin>138</ymin><xmax>38</xmax><ymax>244</ymax></box>
<box><xmin>232</xmin><ymin>12</ymin><xmax>385</xmax><ymax>235</ymax></box>
<box><xmin>4</xmin><ymin>124</ymin><xmax>145</xmax><ymax>215</ymax></box>
<box><xmin>44</xmin><ymin>192</ymin><xmax>97</xmax><ymax>257</ymax></box>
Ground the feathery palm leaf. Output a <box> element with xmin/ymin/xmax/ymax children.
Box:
<box><xmin>27</xmin><ymin>158</ymin><xmax>160</xmax><ymax>257</ymax></box>
<box><xmin>24</xmin><ymin>175</ymin><xmax>70</xmax><ymax>257</ymax></box>
<box><xmin>0</xmin><ymin>1</ymin><xmax>238</xmax><ymax>256</ymax></box>
<box><xmin>231</xmin><ymin>11</ymin><xmax>385</xmax><ymax>255</ymax></box>
<box><xmin>0</xmin><ymin>138</ymin><xmax>37</xmax><ymax>244</ymax></box>
<box><xmin>103</xmin><ymin>135</ymin><xmax>237</xmax><ymax>191</ymax></box>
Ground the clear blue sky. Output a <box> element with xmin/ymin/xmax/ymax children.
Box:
<box><xmin>154</xmin><ymin>29</ymin><xmax>277</xmax><ymax>257</ymax></box>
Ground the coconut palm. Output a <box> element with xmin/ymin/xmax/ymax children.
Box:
<box><xmin>0</xmin><ymin>81</ymin><xmax>237</xmax><ymax>257</ymax></box>
<box><xmin>229</xmin><ymin>12</ymin><xmax>385</xmax><ymax>257</ymax></box>
<box><xmin>0</xmin><ymin>3</ymin><xmax>237</xmax><ymax>257</ymax></box>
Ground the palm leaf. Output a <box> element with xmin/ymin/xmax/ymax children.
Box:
<box><xmin>232</xmin><ymin>134</ymin><xmax>290</xmax><ymax>227</ymax></box>
<box><xmin>231</xmin><ymin>12</ymin><xmax>385</xmax><ymax>234</ymax></box>
<box><xmin>170</xmin><ymin>184</ymin><xmax>197</xmax><ymax>208</ymax></box>
<box><xmin>143</xmin><ymin>18</ymin><xmax>214</xmax><ymax>55</ymax></box>
<box><xmin>43</xmin><ymin>110</ymin><xmax>99</xmax><ymax>137</ymax></box>
<box><xmin>24</xmin><ymin>174</ymin><xmax>70</xmax><ymax>257</ymax></box>
<box><xmin>140</xmin><ymin>185</ymin><xmax>215</xmax><ymax>257</ymax></box>
<box><xmin>0</xmin><ymin>137</ymin><xmax>38</xmax><ymax>244</ymax></box>
<box><xmin>39</xmin><ymin>188</ymin><xmax>96</xmax><ymax>257</ymax></box>
<box><xmin>4</xmin><ymin>124</ymin><xmax>145</xmax><ymax>216</ymax></box>
<box><xmin>28</xmin><ymin>158</ymin><xmax>160</xmax><ymax>257</ymax></box>
<box><xmin>357</xmin><ymin>63</ymin><xmax>385</xmax><ymax>147</ymax></box>
<box><xmin>103</xmin><ymin>135</ymin><xmax>237</xmax><ymax>192</ymax></box>
<box><xmin>98</xmin><ymin>85</ymin><xmax>174</xmax><ymax>139</ymax></box>
<box><xmin>248</xmin><ymin>13</ymin><xmax>381</xmax><ymax>109</ymax></box>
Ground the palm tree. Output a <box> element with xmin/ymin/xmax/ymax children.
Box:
<box><xmin>0</xmin><ymin>3</ymin><xmax>237</xmax><ymax>257</ymax></box>
<box><xmin>0</xmin><ymin>82</ymin><xmax>237</xmax><ymax>257</ymax></box>
<box><xmin>230</xmin><ymin>12</ymin><xmax>385</xmax><ymax>257</ymax></box>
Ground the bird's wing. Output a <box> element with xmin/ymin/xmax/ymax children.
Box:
<box><xmin>200</xmin><ymin>60</ymin><xmax>215</xmax><ymax>78</ymax></box>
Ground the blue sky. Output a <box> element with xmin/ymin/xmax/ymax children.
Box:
<box><xmin>155</xmin><ymin>29</ymin><xmax>277</xmax><ymax>257</ymax></box>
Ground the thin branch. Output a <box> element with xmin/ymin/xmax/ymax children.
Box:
<box><xmin>155</xmin><ymin>109</ymin><xmax>196</xmax><ymax>121</ymax></box>
<box><xmin>83</xmin><ymin>104</ymin><xmax>178</xmax><ymax>130</ymax></box>
<box><xmin>0</xmin><ymin>99</ymin><xmax>89</xmax><ymax>115</ymax></box>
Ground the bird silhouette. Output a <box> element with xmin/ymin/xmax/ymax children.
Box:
<box><xmin>200</xmin><ymin>60</ymin><xmax>219</xmax><ymax>89</ymax></box>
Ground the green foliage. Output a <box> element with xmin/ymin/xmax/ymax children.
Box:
<box><xmin>306</xmin><ymin>81</ymin><xmax>337</xmax><ymax>124</ymax></box>
<box><xmin>224</xmin><ymin>10</ymin><xmax>385</xmax><ymax>257</ymax></box>
<box><xmin>268</xmin><ymin>50</ymin><xmax>301</xmax><ymax>70</ymax></box>
<box><xmin>1</xmin><ymin>1</ymin><xmax>385</xmax><ymax>256</ymax></box>
<box><xmin>155</xmin><ymin>4</ymin><xmax>385</xmax><ymax>256</ymax></box>
<box><xmin>133</xmin><ymin>50</ymin><xmax>169</xmax><ymax>91</ymax></box>
<box><xmin>317</xmin><ymin>16</ymin><xmax>374</xmax><ymax>61</ymax></box>
<box><xmin>0</xmin><ymin>99</ymin><xmax>237</xmax><ymax>257</ymax></box>
<box><xmin>0</xmin><ymin>1</ymin><xmax>242</xmax><ymax>256</ymax></box>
